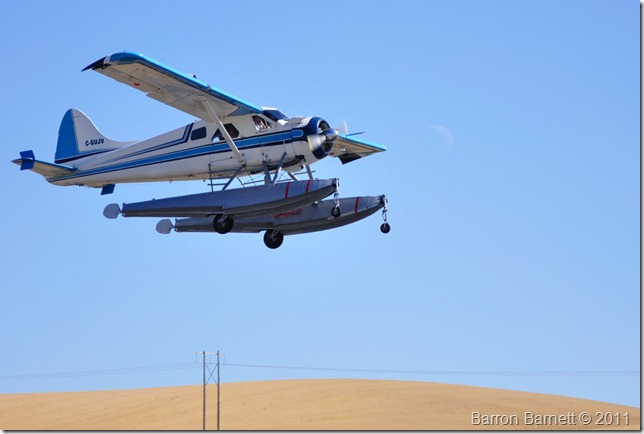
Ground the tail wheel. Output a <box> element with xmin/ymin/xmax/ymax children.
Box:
<box><xmin>263</xmin><ymin>230</ymin><xmax>284</xmax><ymax>249</ymax></box>
<box><xmin>213</xmin><ymin>214</ymin><xmax>234</xmax><ymax>234</ymax></box>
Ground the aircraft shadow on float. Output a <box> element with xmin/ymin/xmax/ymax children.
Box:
<box><xmin>13</xmin><ymin>52</ymin><xmax>390</xmax><ymax>249</ymax></box>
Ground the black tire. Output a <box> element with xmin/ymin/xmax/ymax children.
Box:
<box><xmin>263</xmin><ymin>230</ymin><xmax>284</xmax><ymax>249</ymax></box>
<box><xmin>213</xmin><ymin>214</ymin><xmax>234</xmax><ymax>234</ymax></box>
<box><xmin>380</xmin><ymin>222</ymin><xmax>391</xmax><ymax>234</ymax></box>
<box><xmin>331</xmin><ymin>206</ymin><xmax>341</xmax><ymax>218</ymax></box>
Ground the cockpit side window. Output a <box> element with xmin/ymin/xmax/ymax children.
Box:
<box><xmin>212</xmin><ymin>123</ymin><xmax>240</xmax><ymax>142</ymax></box>
<box><xmin>252</xmin><ymin>115</ymin><xmax>272</xmax><ymax>132</ymax></box>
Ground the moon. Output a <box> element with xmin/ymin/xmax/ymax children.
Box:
<box><xmin>429</xmin><ymin>124</ymin><xmax>454</xmax><ymax>148</ymax></box>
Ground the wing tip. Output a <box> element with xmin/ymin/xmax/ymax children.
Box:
<box><xmin>82</xmin><ymin>56</ymin><xmax>107</xmax><ymax>72</ymax></box>
<box><xmin>82</xmin><ymin>51</ymin><xmax>146</xmax><ymax>72</ymax></box>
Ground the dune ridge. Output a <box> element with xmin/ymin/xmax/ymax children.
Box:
<box><xmin>0</xmin><ymin>379</ymin><xmax>639</xmax><ymax>430</ymax></box>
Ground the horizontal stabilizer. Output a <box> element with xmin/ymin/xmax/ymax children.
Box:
<box><xmin>12</xmin><ymin>151</ymin><xmax>77</xmax><ymax>178</ymax></box>
<box><xmin>18</xmin><ymin>150</ymin><xmax>35</xmax><ymax>170</ymax></box>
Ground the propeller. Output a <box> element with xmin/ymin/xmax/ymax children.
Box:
<box><xmin>308</xmin><ymin>119</ymin><xmax>339</xmax><ymax>159</ymax></box>
<box><xmin>316</xmin><ymin>120</ymin><xmax>339</xmax><ymax>144</ymax></box>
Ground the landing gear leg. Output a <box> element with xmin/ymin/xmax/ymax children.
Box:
<box><xmin>263</xmin><ymin>230</ymin><xmax>284</xmax><ymax>249</ymax></box>
<box><xmin>379</xmin><ymin>195</ymin><xmax>390</xmax><ymax>234</ymax></box>
<box><xmin>331</xmin><ymin>191</ymin><xmax>341</xmax><ymax>218</ymax></box>
<box><xmin>213</xmin><ymin>214</ymin><xmax>234</xmax><ymax>234</ymax></box>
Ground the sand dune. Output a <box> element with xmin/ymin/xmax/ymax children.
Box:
<box><xmin>0</xmin><ymin>379</ymin><xmax>639</xmax><ymax>430</ymax></box>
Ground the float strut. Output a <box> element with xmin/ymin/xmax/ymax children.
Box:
<box><xmin>380</xmin><ymin>195</ymin><xmax>390</xmax><ymax>233</ymax></box>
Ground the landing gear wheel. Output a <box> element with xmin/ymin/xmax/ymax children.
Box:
<box><xmin>380</xmin><ymin>222</ymin><xmax>391</xmax><ymax>234</ymax></box>
<box><xmin>263</xmin><ymin>230</ymin><xmax>284</xmax><ymax>249</ymax></box>
<box><xmin>213</xmin><ymin>214</ymin><xmax>234</xmax><ymax>234</ymax></box>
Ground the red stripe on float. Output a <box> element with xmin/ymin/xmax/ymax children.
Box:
<box><xmin>284</xmin><ymin>182</ymin><xmax>291</xmax><ymax>199</ymax></box>
<box><xmin>305</xmin><ymin>180</ymin><xmax>311</xmax><ymax>193</ymax></box>
<box><xmin>354</xmin><ymin>197</ymin><xmax>360</xmax><ymax>213</ymax></box>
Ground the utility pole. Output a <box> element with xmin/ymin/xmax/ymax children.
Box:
<box><xmin>195</xmin><ymin>350</ymin><xmax>221</xmax><ymax>431</ymax></box>
<box><xmin>202</xmin><ymin>351</ymin><xmax>206</xmax><ymax>431</ymax></box>
<box><xmin>216</xmin><ymin>350</ymin><xmax>221</xmax><ymax>431</ymax></box>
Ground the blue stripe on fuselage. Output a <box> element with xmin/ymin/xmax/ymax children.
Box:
<box><xmin>50</xmin><ymin>128</ymin><xmax>305</xmax><ymax>183</ymax></box>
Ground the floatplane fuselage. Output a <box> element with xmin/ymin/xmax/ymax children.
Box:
<box><xmin>45</xmin><ymin>108</ymin><xmax>342</xmax><ymax>189</ymax></box>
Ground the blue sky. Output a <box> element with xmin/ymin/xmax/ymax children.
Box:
<box><xmin>0</xmin><ymin>0</ymin><xmax>639</xmax><ymax>408</ymax></box>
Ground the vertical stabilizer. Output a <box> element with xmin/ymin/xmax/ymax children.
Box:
<box><xmin>54</xmin><ymin>109</ymin><xmax>135</xmax><ymax>164</ymax></box>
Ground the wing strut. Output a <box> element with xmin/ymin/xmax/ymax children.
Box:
<box><xmin>199</xmin><ymin>96</ymin><xmax>244</xmax><ymax>165</ymax></box>
<box><xmin>272</xmin><ymin>152</ymin><xmax>288</xmax><ymax>184</ymax></box>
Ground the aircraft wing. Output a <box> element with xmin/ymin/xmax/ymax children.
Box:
<box><xmin>330</xmin><ymin>134</ymin><xmax>387</xmax><ymax>164</ymax></box>
<box><xmin>83</xmin><ymin>52</ymin><xmax>262</xmax><ymax>120</ymax></box>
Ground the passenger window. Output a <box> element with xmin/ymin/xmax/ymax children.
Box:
<box><xmin>191</xmin><ymin>127</ymin><xmax>207</xmax><ymax>141</ymax></box>
<box><xmin>212</xmin><ymin>123</ymin><xmax>240</xmax><ymax>142</ymax></box>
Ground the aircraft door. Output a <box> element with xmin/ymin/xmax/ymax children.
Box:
<box><xmin>209</xmin><ymin>122</ymin><xmax>241</xmax><ymax>165</ymax></box>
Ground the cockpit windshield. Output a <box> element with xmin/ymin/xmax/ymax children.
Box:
<box><xmin>262</xmin><ymin>109</ymin><xmax>289</xmax><ymax>122</ymax></box>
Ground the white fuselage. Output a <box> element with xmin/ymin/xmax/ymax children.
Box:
<box><xmin>50</xmin><ymin>113</ymin><xmax>330</xmax><ymax>188</ymax></box>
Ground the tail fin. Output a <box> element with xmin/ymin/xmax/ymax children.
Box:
<box><xmin>54</xmin><ymin>109</ymin><xmax>135</xmax><ymax>164</ymax></box>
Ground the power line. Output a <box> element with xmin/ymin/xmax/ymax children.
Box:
<box><xmin>0</xmin><ymin>362</ymin><xmax>638</xmax><ymax>383</ymax></box>
<box><xmin>223</xmin><ymin>363</ymin><xmax>639</xmax><ymax>377</ymax></box>
<box><xmin>0</xmin><ymin>362</ymin><xmax>199</xmax><ymax>381</ymax></box>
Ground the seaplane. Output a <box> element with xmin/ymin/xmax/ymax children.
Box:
<box><xmin>13</xmin><ymin>51</ymin><xmax>390</xmax><ymax>248</ymax></box>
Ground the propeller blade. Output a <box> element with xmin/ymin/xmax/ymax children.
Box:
<box><xmin>337</xmin><ymin>119</ymin><xmax>349</xmax><ymax>135</ymax></box>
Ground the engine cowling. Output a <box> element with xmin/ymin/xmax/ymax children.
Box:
<box><xmin>305</xmin><ymin>117</ymin><xmax>339</xmax><ymax>161</ymax></box>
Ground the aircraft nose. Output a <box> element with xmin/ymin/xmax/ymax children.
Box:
<box><xmin>322</xmin><ymin>128</ymin><xmax>339</xmax><ymax>144</ymax></box>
